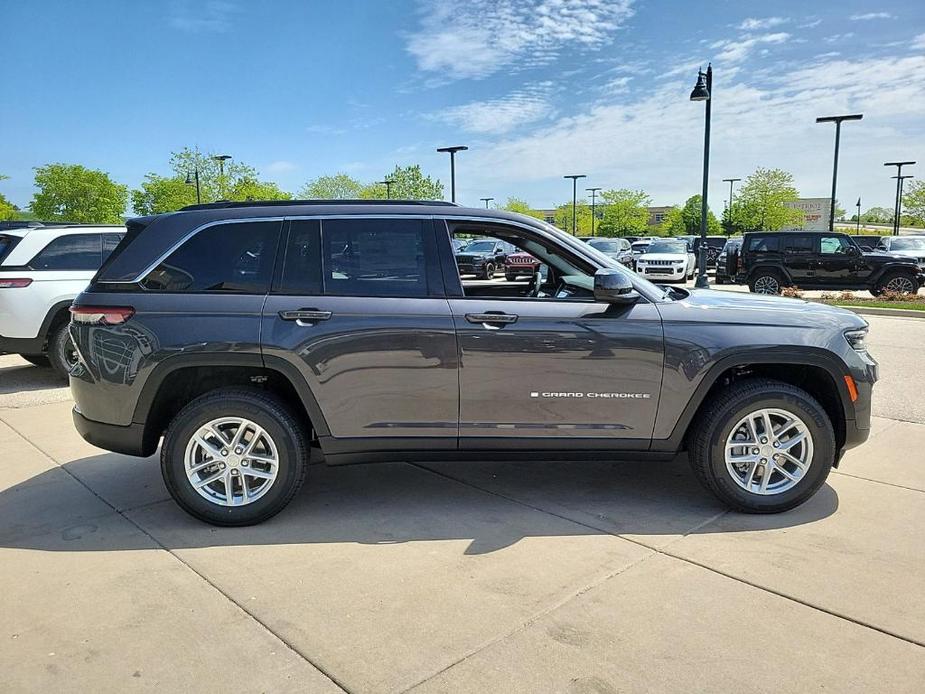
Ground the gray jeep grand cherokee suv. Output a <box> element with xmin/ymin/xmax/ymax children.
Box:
<box><xmin>69</xmin><ymin>200</ymin><xmax>877</xmax><ymax>525</ymax></box>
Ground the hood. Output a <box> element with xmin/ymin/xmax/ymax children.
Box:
<box><xmin>882</xmin><ymin>249</ymin><xmax>925</xmax><ymax>261</ymax></box>
<box><xmin>639</xmin><ymin>252</ymin><xmax>687</xmax><ymax>261</ymax></box>
<box><xmin>669</xmin><ymin>288</ymin><xmax>867</xmax><ymax>330</ymax></box>
<box><xmin>862</xmin><ymin>251</ymin><xmax>918</xmax><ymax>264</ymax></box>
<box><xmin>455</xmin><ymin>251</ymin><xmax>491</xmax><ymax>260</ymax></box>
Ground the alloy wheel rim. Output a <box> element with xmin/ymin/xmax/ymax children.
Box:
<box><xmin>754</xmin><ymin>276</ymin><xmax>779</xmax><ymax>294</ymax></box>
<box><xmin>184</xmin><ymin>417</ymin><xmax>279</xmax><ymax>507</ymax></box>
<box><xmin>885</xmin><ymin>276</ymin><xmax>915</xmax><ymax>294</ymax></box>
<box><xmin>724</xmin><ymin>407</ymin><xmax>813</xmax><ymax>495</ymax></box>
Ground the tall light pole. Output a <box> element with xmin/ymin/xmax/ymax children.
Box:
<box><xmin>893</xmin><ymin>174</ymin><xmax>914</xmax><ymax>235</ymax></box>
<box><xmin>690</xmin><ymin>64</ymin><xmax>712</xmax><ymax>289</ymax></box>
<box><xmin>376</xmin><ymin>179</ymin><xmax>393</xmax><ymax>199</ymax></box>
<box><xmin>722</xmin><ymin>177</ymin><xmax>740</xmax><ymax>234</ymax></box>
<box><xmin>816</xmin><ymin>114</ymin><xmax>862</xmax><ymax>231</ymax></box>
<box><xmin>480</xmin><ymin>197</ymin><xmax>494</xmax><ymax>208</ymax></box>
<box><xmin>884</xmin><ymin>161</ymin><xmax>916</xmax><ymax>235</ymax></box>
<box><xmin>185</xmin><ymin>167</ymin><xmax>201</xmax><ymax>204</ymax></box>
<box><xmin>855</xmin><ymin>197</ymin><xmax>861</xmax><ymax>235</ymax></box>
<box><xmin>586</xmin><ymin>187</ymin><xmax>602</xmax><ymax>235</ymax></box>
<box><xmin>564</xmin><ymin>174</ymin><xmax>586</xmax><ymax>234</ymax></box>
<box><xmin>436</xmin><ymin>146</ymin><xmax>468</xmax><ymax>202</ymax></box>
<box><xmin>213</xmin><ymin>154</ymin><xmax>232</xmax><ymax>199</ymax></box>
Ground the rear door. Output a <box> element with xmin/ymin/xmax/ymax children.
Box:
<box><xmin>779</xmin><ymin>234</ymin><xmax>815</xmax><ymax>285</ymax></box>
<box><xmin>261</xmin><ymin>216</ymin><xmax>459</xmax><ymax>451</ymax></box>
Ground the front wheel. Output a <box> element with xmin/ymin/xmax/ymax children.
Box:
<box><xmin>505</xmin><ymin>273</ymin><xmax>518</xmax><ymax>281</ymax></box>
<box><xmin>688</xmin><ymin>379</ymin><xmax>835</xmax><ymax>513</ymax></box>
<box><xmin>480</xmin><ymin>263</ymin><xmax>496</xmax><ymax>280</ymax></box>
<box><xmin>161</xmin><ymin>389</ymin><xmax>309</xmax><ymax>526</ymax></box>
<box><xmin>871</xmin><ymin>271</ymin><xmax>917</xmax><ymax>296</ymax></box>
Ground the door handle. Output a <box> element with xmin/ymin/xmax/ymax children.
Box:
<box><xmin>279</xmin><ymin>309</ymin><xmax>332</xmax><ymax>324</ymax></box>
<box><xmin>465</xmin><ymin>312</ymin><xmax>518</xmax><ymax>326</ymax></box>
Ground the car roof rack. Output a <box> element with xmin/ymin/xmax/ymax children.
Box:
<box><xmin>180</xmin><ymin>199</ymin><xmax>460</xmax><ymax>211</ymax></box>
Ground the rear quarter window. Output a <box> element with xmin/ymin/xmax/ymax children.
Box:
<box><xmin>746</xmin><ymin>236</ymin><xmax>779</xmax><ymax>253</ymax></box>
<box><xmin>0</xmin><ymin>235</ymin><xmax>21</xmax><ymax>263</ymax></box>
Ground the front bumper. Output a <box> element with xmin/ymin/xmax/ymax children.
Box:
<box><xmin>73</xmin><ymin>406</ymin><xmax>153</xmax><ymax>457</ymax></box>
<box><xmin>638</xmin><ymin>265</ymin><xmax>686</xmax><ymax>281</ymax></box>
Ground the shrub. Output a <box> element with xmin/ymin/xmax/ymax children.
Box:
<box><xmin>780</xmin><ymin>286</ymin><xmax>804</xmax><ymax>298</ymax></box>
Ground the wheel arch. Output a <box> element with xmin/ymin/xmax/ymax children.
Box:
<box><xmin>746</xmin><ymin>264</ymin><xmax>792</xmax><ymax>286</ymax></box>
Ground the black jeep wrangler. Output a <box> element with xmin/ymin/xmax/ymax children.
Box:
<box><xmin>69</xmin><ymin>201</ymin><xmax>877</xmax><ymax>525</ymax></box>
<box><xmin>740</xmin><ymin>230</ymin><xmax>923</xmax><ymax>295</ymax></box>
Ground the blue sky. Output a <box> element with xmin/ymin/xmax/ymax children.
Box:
<box><xmin>1</xmin><ymin>0</ymin><xmax>923</xmax><ymax>213</ymax></box>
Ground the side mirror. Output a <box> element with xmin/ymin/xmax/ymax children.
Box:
<box><xmin>848</xmin><ymin>245</ymin><xmax>861</xmax><ymax>256</ymax></box>
<box><xmin>594</xmin><ymin>268</ymin><xmax>639</xmax><ymax>304</ymax></box>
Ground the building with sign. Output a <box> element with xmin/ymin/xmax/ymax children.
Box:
<box><xmin>784</xmin><ymin>198</ymin><xmax>831</xmax><ymax>231</ymax></box>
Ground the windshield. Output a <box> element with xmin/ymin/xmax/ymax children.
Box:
<box><xmin>587</xmin><ymin>239</ymin><xmax>622</xmax><ymax>253</ymax></box>
<box><xmin>462</xmin><ymin>241</ymin><xmax>495</xmax><ymax>253</ymax></box>
<box><xmin>891</xmin><ymin>238</ymin><xmax>925</xmax><ymax>251</ymax></box>
<box><xmin>647</xmin><ymin>241</ymin><xmax>686</xmax><ymax>254</ymax></box>
<box><xmin>632</xmin><ymin>242</ymin><xmax>650</xmax><ymax>251</ymax></box>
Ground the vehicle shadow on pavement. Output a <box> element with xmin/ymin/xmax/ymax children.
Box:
<box><xmin>0</xmin><ymin>452</ymin><xmax>838</xmax><ymax>555</ymax></box>
<box><xmin>0</xmin><ymin>363</ymin><xmax>65</xmax><ymax>394</ymax></box>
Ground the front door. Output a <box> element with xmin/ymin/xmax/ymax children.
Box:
<box><xmin>261</xmin><ymin>217</ymin><xmax>458</xmax><ymax>451</ymax></box>
<box><xmin>815</xmin><ymin>234</ymin><xmax>859</xmax><ymax>286</ymax></box>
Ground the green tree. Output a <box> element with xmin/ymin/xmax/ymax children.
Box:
<box><xmin>169</xmin><ymin>148</ymin><xmax>257</xmax><ymax>201</ymax></box>
<box><xmin>0</xmin><ymin>174</ymin><xmax>16</xmax><ymax>221</ymax></box>
<box><xmin>362</xmin><ymin>164</ymin><xmax>444</xmax><ymax>200</ymax></box>
<box><xmin>131</xmin><ymin>174</ymin><xmax>197</xmax><ymax>215</ymax></box>
<box><xmin>299</xmin><ymin>173</ymin><xmax>364</xmax><ymax>199</ymax></box>
<box><xmin>500</xmin><ymin>197</ymin><xmax>544</xmax><ymax>219</ymax></box>
<box><xmin>733</xmin><ymin>167</ymin><xmax>802</xmax><ymax>230</ymax></box>
<box><xmin>31</xmin><ymin>163</ymin><xmax>127</xmax><ymax>223</ymax></box>
<box><xmin>903</xmin><ymin>180</ymin><xmax>925</xmax><ymax>225</ymax></box>
<box><xmin>554</xmin><ymin>201</ymin><xmax>593</xmax><ymax>234</ymax></box>
<box><xmin>597</xmin><ymin>189</ymin><xmax>651</xmax><ymax>236</ymax></box>
<box><xmin>660</xmin><ymin>196</ymin><xmax>721</xmax><ymax>236</ymax></box>
<box><xmin>860</xmin><ymin>206</ymin><xmax>894</xmax><ymax>224</ymax></box>
<box><xmin>228</xmin><ymin>178</ymin><xmax>291</xmax><ymax>202</ymax></box>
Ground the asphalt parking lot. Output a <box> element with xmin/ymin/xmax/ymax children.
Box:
<box><xmin>1</xmin><ymin>309</ymin><xmax>924</xmax><ymax>693</ymax></box>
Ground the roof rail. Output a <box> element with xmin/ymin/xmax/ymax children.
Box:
<box><xmin>179</xmin><ymin>199</ymin><xmax>460</xmax><ymax>211</ymax></box>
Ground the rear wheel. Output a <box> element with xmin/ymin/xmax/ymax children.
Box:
<box><xmin>48</xmin><ymin>322</ymin><xmax>79</xmax><ymax>379</ymax></box>
<box><xmin>161</xmin><ymin>389</ymin><xmax>309</xmax><ymax>526</ymax></box>
<box><xmin>19</xmin><ymin>354</ymin><xmax>50</xmax><ymax>368</ymax></box>
<box><xmin>749</xmin><ymin>271</ymin><xmax>782</xmax><ymax>294</ymax></box>
<box><xmin>871</xmin><ymin>271</ymin><xmax>917</xmax><ymax>296</ymax></box>
<box><xmin>689</xmin><ymin>379</ymin><xmax>835</xmax><ymax>513</ymax></box>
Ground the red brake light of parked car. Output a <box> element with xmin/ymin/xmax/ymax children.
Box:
<box><xmin>0</xmin><ymin>278</ymin><xmax>33</xmax><ymax>288</ymax></box>
<box><xmin>70</xmin><ymin>305</ymin><xmax>135</xmax><ymax>325</ymax></box>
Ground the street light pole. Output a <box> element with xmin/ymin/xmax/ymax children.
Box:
<box><xmin>563</xmin><ymin>174</ymin><xmax>586</xmax><ymax>234</ymax></box>
<box><xmin>816</xmin><ymin>114</ymin><xmax>862</xmax><ymax>231</ymax></box>
<box><xmin>436</xmin><ymin>146</ymin><xmax>468</xmax><ymax>203</ymax></box>
<box><xmin>480</xmin><ymin>197</ymin><xmax>494</xmax><ymax>209</ymax></box>
<box><xmin>690</xmin><ymin>64</ymin><xmax>713</xmax><ymax>289</ymax></box>
<box><xmin>884</xmin><ymin>161</ymin><xmax>916</xmax><ymax>235</ymax></box>
<box><xmin>856</xmin><ymin>197</ymin><xmax>861</xmax><ymax>235</ymax></box>
<box><xmin>722</xmin><ymin>177</ymin><xmax>740</xmax><ymax>234</ymax></box>
<box><xmin>586</xmin><ymin>187</ymin><xmax>602</xmax><ymax>235</ymax></box>
<box><xmin>376</xmin><ymin>180</ymin><xmax>393</xmax><ymax>199</ymax></box>
<box><xmin>213</xmin><ymin>154</ymin><xmax>232</xmax><ymax>199</ymax></box>
<box><xmin>185</xmin><ymin>168</ymin><xmax>201</xmax><ymax>204</ymax></box>
<box><xmin>893</xmin><ymin>174</ymin><xmax>914</xmax><ymax>235</ymax></box>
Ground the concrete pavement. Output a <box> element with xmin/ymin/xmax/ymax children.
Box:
<box><xmin>1</xmin><ymin>315</ymin><xmax>924</xmax><ymax>692</ymax></box>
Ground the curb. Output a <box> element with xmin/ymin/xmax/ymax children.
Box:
<box><xmin>806</xmin><ymin>300</ymin><xmax>925</xmax><ymax>319</ymax></box>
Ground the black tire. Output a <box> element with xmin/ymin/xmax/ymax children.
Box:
<box><xmin>19</xmin><ymin>354</ymin><xmax>51</xmax><ymax>367</ymax></box>
<box><xmin>47</xmin><ymin>322</ymin><xmax>78</xmax><ymax>379</ymax></box>
<box><xmin>481</xmin><ymin>263</ymin><xmax>496</xmax><ymax>280</ymax></box>
<box><xmin>161</xmin><ymin>388</ymin><xmax>309</xmax><ymax>526</ymax></box>
<box><xmin>871</xmin><ymin>271</ymin><xmax>917</xmax><ymax>297</ymax></box>
<box><xmin>505</xmin><ymin>273</ymin><xmax>518</xmax><ymax>281</ymax></box>
<box><xmin>688</xmin><ymin>378</ymin><xmax>835</xmax><ymax>513</ymax></box>
<box><xmin>748</xmin><ymin>271</ymin><xmax>782</xmax><ymax>294</ymax></box>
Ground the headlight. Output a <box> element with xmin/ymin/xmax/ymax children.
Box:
<box><xmin>844</xmin><ymin>328</ymin><xmax>868</xmax><ymax>352</ymax></box>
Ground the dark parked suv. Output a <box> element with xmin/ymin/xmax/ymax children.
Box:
<box><xmin>70</xmin><ymin>201</ymin><xmax>877</xmax><ymax>525</ymax></box>
<box><xmin>741</xmin><ymin>231</ymin><xmax>924</xmax><ymax>295</ymax></box>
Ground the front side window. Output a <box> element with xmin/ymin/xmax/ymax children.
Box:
<box><xmin>322</xmin><ymin>218</ymin><xmax>428</xmax><ymax>297</ymax></box>
<box><xmin>820</xmin><ymin>236</ymin><xmax>850</xmax><ymax>255</ymax></box>
<box><xmin>142</xmin><ymin>221</ymin><xmax>279</xmax><ymax>292</ymax></box>
<box><xmin>30</xmin><ymin>234</ymin><xmax>102</xmax><ymax>270</ymax></box>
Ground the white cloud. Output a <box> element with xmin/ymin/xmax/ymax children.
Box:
<box><xmin>406</xmin><ymin>0</ymin><xmax>635</xmax><ymax>80</ymax></box>
<box><xmin>912</xmin><ymin>33</ymin><xmax>925</xmax><ymax>50</ymax></box>
<box><xmin>711</xmin><ymin>32</ymin><xmax>790</xmax><ymax>64</ymax></box>
<box><xmin>433</xmin><ymin>83</ymin><xmax>556</xmax><ymax>134</ymax></box>
<box><xmin>168</xmin><ymin>0</ymin><xmax>238</xmax><ymax>33</ymax></box>
<box><xmin>739</xmin><ymin>17</ymin><xmax>789</xmax><ymax>31</ymax></box>
<box><xmin>264</xmin><ymin>161</ymin><xmax>297</xmax><ymax>174</ymax></box>
<box><xmin>824</xmin><ymin>32</ymin><xmax>855</xmax><ymax>44</ymax></box>
<box><xmin>849</xmin><ymin>12</ymin><xmax>894</xmax><ymax>21</ymax></box>
<box><xmin>799</xmin><ymin>19</ymin><xmax>822</xmax><ymax>29</ymax></box>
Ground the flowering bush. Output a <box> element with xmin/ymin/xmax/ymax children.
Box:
<box><xmin>780</xmin><ymin>286</ymin><xmax>804</xmax><ymax>298</ymax></box>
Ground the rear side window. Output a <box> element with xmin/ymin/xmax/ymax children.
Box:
<box><xmin>782</xmin><ymin>236</ymin><xmax>813</xmax><ymax>254</ymax></box>
<box><xmin>322</xmin><ymin>218</ymin><xmax>429</xmax><ymax>297</ymax></box>
<box><xmin>747</xmin><ymin>236</ymin><xmax>779</xmax><ymax>253</ymax></box>
<box><xmin>141</xmin><ymin>221</ymin><xmax>279</xmax><ymax>292</ymax></box>
<box><xmin>29</xmin><ymin>234</ymin><xmax>102</xmax><ymax>270</ymax></box>
<box><xmin>102</xmin><ymin>233</ymin><xmax>123</xmax><ymax>259</ymax></box>
<box><xmin>278</xmin><ymin>220</ymin><xmax>322</xmax><ymax>295</ymax></box>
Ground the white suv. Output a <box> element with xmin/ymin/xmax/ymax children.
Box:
<box><xmin>0</xmin><ymin>224</ymin><xmax>125</xmax><ymax>376</ymax></box>
<box><xmin>634</xmin><ymin>238</ymin><xmax>696</xmax><ymax>282</ymax></box>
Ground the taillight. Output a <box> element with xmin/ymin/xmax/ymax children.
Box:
<box><xmin>70</xmin><ymin>305</ymin><xmax>135</xmax><ymax>325</ymax></box>
<box><xmin>0</xmin><ymin>278</ymin><xmax>33</xmax><ymax>288</ymax></box>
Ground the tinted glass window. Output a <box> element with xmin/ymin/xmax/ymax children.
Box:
<box><xmin>30</xmin><ymin>234</ymin><xmax>102</xmax><ymax>270</ymax></box>
<box><xmin>278</xmin><ymin>220</ymin><xmax>322</xmax><ymax>295</ymax></box>
<box><xmin>102</xmin><ymin>233</ymin><xmax>124</xmax><ymax>259</ymax></box>
<box><xmin>782</xmin><ymin>236</ymin><xmax>813</xmax><ymax>254</ymax></box>
<box><xmin>142</xmin><ymin>221</ymin><xmax>279</xmax><ymax>292</ymax></box>
<box><xmin>747</xmin><ymin>236</ymin><xmax>779</xmax><ymax>253</ymax></box>
<box><xmin>820</xmin><ymin>236</ymin><xmax>850</xmax><ymax>255</ymax></box>
<box><xmin>322</xmin><ymin>218</ymin><xmax>428</xmax><ymax>297</ymax></box>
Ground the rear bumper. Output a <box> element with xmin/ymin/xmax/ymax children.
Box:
<box><xmin>0</xmin><ymin>334</ymin><xmax>45</xmax><ymax>355</ymax></box>
<box><xmin>73</xmin><ymin>406</ymin><xmax>153</xmax><ymax>457</ymax></box>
